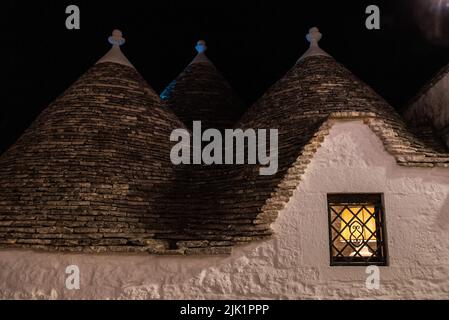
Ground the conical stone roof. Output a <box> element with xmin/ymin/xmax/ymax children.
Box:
<box><xmin>2</xmin><ymin>28</ymin><xmax>448</xmax><ymax>255</ymax></box>
<box><xmin>161</xmin><ymin>40</ymin><xmax>245</xmax><ymax>130</ymax></box>
<box><xmin>187</xmin><ymin>27</ymin><xmax>449</xmax><ymax>243</ymax></box>
<box><xmin>239</xmin><ymin>27</ymin><xmax>449</xmax><ymax>165</ymax></box>
<box><xmin>0</xmin><ymin>30</ymin><xmax>187</xmax><ymax>253</ymax></box>
<box><xmin>404</xmin><ymin>61</ymin><xmax>449</xmax><ymax>149</ymax></box>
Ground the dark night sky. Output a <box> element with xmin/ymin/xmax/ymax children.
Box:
<box><xmin>2</xmin><ymin>0</ymin><xmax>449</xmax><ymax>154</ymax></box>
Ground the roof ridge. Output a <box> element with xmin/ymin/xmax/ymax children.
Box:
<box><xmin>403</xmin><ymin>61</ymin><xmax>449</xmax><ymax>113</ymax></box>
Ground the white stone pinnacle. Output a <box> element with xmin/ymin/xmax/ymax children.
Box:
<box><xmin>108</xmin><ymin>29</ymin><xmax>126</xmax><ymax>46</ymax></box>
<box><xmin>96</xmin><ymin>29</ymin><xmax>135</xmax><ymax>68</ymax></box>
<box><xmin>298</xmin><ymin>27</ymin><xmax>330</xmax><ymax>61</ymax></box>
<box><xmin>195</xmin><ymin>40</ymin><xmax>207</xmax><ymax>54</ymax></box>
<box><xmin>191</xmin><ymin>40</ymin><xmax>211</xmax><ymax>64</ymax></box>
<box><xmin>306</xmin><ymin>27</ymin><xmax>322</xmax><ymax>45</ymax></box>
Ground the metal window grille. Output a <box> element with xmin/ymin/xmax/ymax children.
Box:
<box><xmin>327</xmin><ymin>194</ymin><xmax>388</xmax><ymax>266</ymax></box>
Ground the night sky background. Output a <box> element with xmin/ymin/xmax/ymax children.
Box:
<box><xmin>2</xmin><ymin>0</ymin><xmax>449</xmax><ymax>154</ymax></box>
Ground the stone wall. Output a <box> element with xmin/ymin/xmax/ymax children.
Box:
<box><xmin>1</xmin><ymin>120</ymin><xmax>449</xmax><ymax>299</ymax></box>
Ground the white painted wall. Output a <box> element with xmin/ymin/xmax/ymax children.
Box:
<box><xmin>1</xmin><ymin>120</ymin><xmax>449</xmax><ymax>299</ymax></box>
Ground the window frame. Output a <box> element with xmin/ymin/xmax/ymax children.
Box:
<box><xmin>327</xmin><ymin>193</ymin><xmax>388</xmax><ymax>267</ymax></box>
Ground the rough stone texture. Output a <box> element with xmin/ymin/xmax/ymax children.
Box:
<box><xmin>404</xmin><ymin>63</ymin><xmax>449</xmax><ymax>149</ymax></box>
<box><xmin>160</xmin><ymin>55</ymin><xmax>449</xmax><ymax>255</ymax></box>
<box><xmin>160</xmin><ymin>53</ymin><xmax>245</xmax><ymax>130</ymax></box>
<box><xmin>197</xmin><ymin>55</ymin><xmax>449</xmax><ymax>248</ymax></box>
<box><xmin>1</xmin><ymin>51</ymin><xmax>449</xmax><ymax>254</ymax></box>
<box><xmin>0</xmin><ymin>62</ymin><xmax>188</xmax><ymax>253</ymax></box>
<box><xmin>1</xmin><ymin>121</ymin><xmax>448</xmax><ymax>299</ymax></box>
<box><xmin>0</xmin><ymin>56</ymin><xmax>268</xmax><ymax>253</ymax></box>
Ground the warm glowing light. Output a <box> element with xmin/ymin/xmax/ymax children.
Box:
<box><xmin>328</xmin><ymin>194</ymin><xmax>387</xmax><ymax>264</ymax></box>
<box><xmin>339</xmin><ymin>206</ymin><xmax>376</xmax><ymax>243</ymax></box>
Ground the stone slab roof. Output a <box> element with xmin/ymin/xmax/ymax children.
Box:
<box><xmin>406</xmin><ymin>62</ymin><xmax>449</xmax><ymax>112</ymax></box>
<box><xmin>160</xmin><ymin>41</ymin><xmax>245</xmax><ymax>131</ymax></box>
<box><xmin>0</xmin><ymin>60</ymin><xmax>189</xmax><ymax>253</ymax></box>
<box><xmin>1</xmin><ymin>29</ymin><xmax>448</xmax><ymax>255</ymax></box>
<box><xmin>403</xmin><ymin>61</ymin><xmax>449</xmax><ymax>147</ymax></box>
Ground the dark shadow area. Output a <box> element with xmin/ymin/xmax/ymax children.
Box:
<box><xmin>3</xmin><ymin>0</ymin><xmax>449</xmax><ymax>155</ymax></box>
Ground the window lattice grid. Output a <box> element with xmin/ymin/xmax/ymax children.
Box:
<box><xmin>327</xmin><ymin>194</ymin><xmax>387</xmax><ymax>266</ymax></box>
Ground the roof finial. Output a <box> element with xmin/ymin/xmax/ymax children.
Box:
<box><xmin>298</xmin><ymin>26</ymin><xmax>330</xmax><ymax>61</ymax></box>
<box><xmin>108</xmin><ymin>29</ymin><xmax>126</xmax><ymax>46</ymax></box>
<box><xmin>306</xmin><ymin>27</ymin><xmax>322</xmax><ymax>46</ymax></box>
<box><xmin>195</xmin><ymin>40</ymin><xmax>207</xmax><ymax>54</ymax></box>
<box><xmin>97</xmin><ymin>29</ymin><xmax>134</xmax><ymax>68</ymax></box>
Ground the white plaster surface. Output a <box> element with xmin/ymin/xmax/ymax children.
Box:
<box><xmin>1</xmin><ymin>120</ymin><xmax>449</xmax><ymax>299</ymax></box>
<box><xmin>96</xmin><ymin>45</ymin><xmax>135</xmax><ymax>69</ymax></box>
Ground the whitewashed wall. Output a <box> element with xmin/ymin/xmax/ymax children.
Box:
<box><xmin>1</xmin><ymin>120</ymin><xmax>449</xmax><ymax>299</ymax></box>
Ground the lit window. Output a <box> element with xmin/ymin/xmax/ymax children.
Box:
<box><xmin>327</xmin><ymin>194</ymin><xmax>388</xmax><ymax>266</ymax></box>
